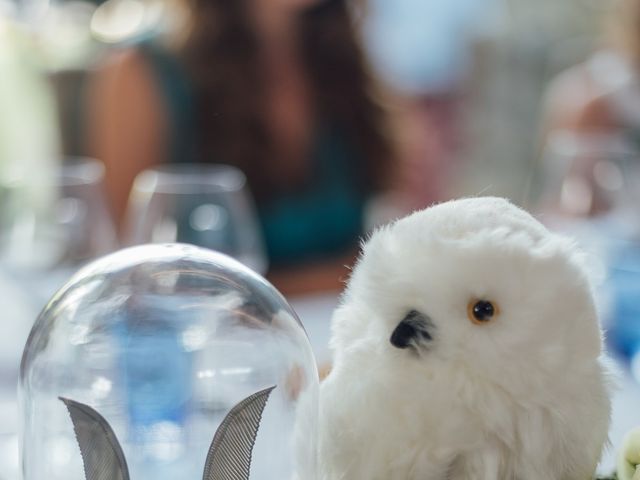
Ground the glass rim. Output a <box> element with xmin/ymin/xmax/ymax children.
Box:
<box><xmin>57</xmin><ymin>157</ymin><xmax>105</xmax><ymax>186</ymax></box>
<box><xmin>133</xmin><ymin>164</ymin><xmax>247</xmax><ymax>194</ymax></box>
<box><xmin>0</xmin><ymin>157</ymin><xmax>105</xmax><ymax>188</ymax></box>
<box><xmin>545</xmin><ymin>129</ymin><xmax>640</xmax><ymax>160</ymax></box>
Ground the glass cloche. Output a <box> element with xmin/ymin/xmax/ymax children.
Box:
<box><xmin>19</xmin><ymin>244</ymin><xmax>319</xmax><ymax>480</ymax></box>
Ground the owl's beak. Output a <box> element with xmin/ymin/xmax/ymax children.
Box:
<box><xmin>390</xmin><ymin>310</ymin><xmax>434</xmax><ymax>350</ymax></box>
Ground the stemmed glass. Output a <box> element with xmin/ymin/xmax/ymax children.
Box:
<box><xmin>125</xmin><ymin>164</ymin><xmax>267</xmax><ymax>274</ymax></box>
<box><xmin>0</xmin><ymin>157</ymin><xmax>117</xmax><ymax>290</ymax></box>
<box><xmin>0</xmin><ymin>157</ymin><xmax>117</xmax><ymax>480</ymax></box>
<box><xmin>537</xmin><ymin>131</ymin><xmax>640</xmax><ymax>222</ymax></box>
<box><xmin>0</xmin><ymin>156</ymin><xmax>117</xmax><ymax>353</ymax></box>
<box><xmin>537</xmin><ymin>131</ymin><xmax>640</xmax><ymax>378</ymax></box>
<box><xmin>120</xmin><ymin>165</ymin><xmax>268</xmax><ymax>474</ymax></box>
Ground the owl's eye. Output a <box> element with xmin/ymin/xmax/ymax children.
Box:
<box><xmin>467</xmin><ymin>299</ymin><xmax>499</xmax><ymax>325</ymax></box>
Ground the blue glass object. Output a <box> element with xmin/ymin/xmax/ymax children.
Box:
<box><xmin>608</xmin><ymin>244</ymin><xmax>640</xmax><ymax>362</ymax></box>
<box><xmin>115</xmin><ymin>295</ymin><xmax>193</xmax><ymax>428</ymax></box>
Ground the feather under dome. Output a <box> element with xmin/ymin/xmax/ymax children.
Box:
<box><xmin>19</xmin><ymin>244</ymin><xmax>319</xmax><ymax>480</ymax></box>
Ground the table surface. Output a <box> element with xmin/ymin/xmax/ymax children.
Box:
<box><xmin>1</xmin><ymin>286</ymin><xmax>639</xmax><ymax>479</ymax></box>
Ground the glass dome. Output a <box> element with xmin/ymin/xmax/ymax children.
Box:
<box><xmin>19</xmin><ymin>244</ymin><xmax>319</xmax><ymax>480</ymax></box>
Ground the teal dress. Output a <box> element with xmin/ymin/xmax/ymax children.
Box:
<box><xmin>138</xmin><ymin>41</ymin><xmax>367</xmax><ymax>266</ymax></box>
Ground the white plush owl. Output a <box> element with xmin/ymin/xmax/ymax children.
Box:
<box><xmin>317</xmin><ymin>197</ymin><xmax>612</xmax><ymax>480</ymax></box>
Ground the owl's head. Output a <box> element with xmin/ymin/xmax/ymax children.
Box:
<box><xmin>332</xmin><ymin>197</ymin><xmax>603</xmax><ymax>394</ymax></box>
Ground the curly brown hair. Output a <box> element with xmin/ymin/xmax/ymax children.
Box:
<box><xmin>178</xmin><ymin>0</ymin><xmax>395</xmax><ymax>201</ymax></box>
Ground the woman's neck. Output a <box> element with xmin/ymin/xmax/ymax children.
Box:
<box><xmin>249</xmin><ymin>0</ymin><xmax>315</xmax><ymax>183</ymax></box>
<box><xmin>250</xmin><ymin>3</ymin><xmax>301</xmax><ymax>62</ymax></box>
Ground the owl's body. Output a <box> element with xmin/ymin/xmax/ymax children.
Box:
<box><xmin>317</xmin><ymin>197</ymin><xmax>611</xmax><ymax>480</ymax></box>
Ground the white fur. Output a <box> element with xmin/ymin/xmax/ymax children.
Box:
<box><xmin>317</xmin><ymin>197</ymin><xmax>612</xmax><ymax>480</ymax></box>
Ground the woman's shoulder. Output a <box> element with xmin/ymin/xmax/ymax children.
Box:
<box><xmin>91</xmin><ymin>39</ymin><xmax>193</xmax><ymax>128</ymax></box>
<box><xmin>85</xmin><ymin>42</ymin><xmax>173</xmax><ymax>161</ymax></box>
<box><xmin>95</xmin><ymin>40</ymin><xmax>180</xmax><ymax>86</ymax></box>
<box><xmin>92</xmin><ymin>46</ymin><xmax>161</xmax><ymax>101</ymax></box>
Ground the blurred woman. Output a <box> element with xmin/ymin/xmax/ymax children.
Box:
<box><xmin>87</xmin><ymin>0</ymin><xmax>400</xmax><ymax>293</ymax></box>
<box><xmin>542</xmin><ymin>0</ymin><xmax>640</xmax><ymax>216</ymax></box>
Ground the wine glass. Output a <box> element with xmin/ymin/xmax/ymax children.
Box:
<box><xmin>0</xmin><ymin>156</ymin><xmax>117</xmax><ymax>379</ymax></box>
<box><xmin>0</xmin><ymin>157</ymin><xmax>117</xmax><ymax>480</ymax></box>
<box><xmin>125</xmin><ymin>164</ymin><xmax>267</xmax><ymax>274</ymax></box>
<box><xmin>0</xmin><ymin>156</ymin><xmax>117</xmax><ymax>298</ymax></box>
<box><xmin>537</xmin><ymin>130</ymin><xmax>640</xmax><ymax>221</ymax></box>
<box><xmin>537</xmin><ymin>130</ymin><xmax>640</xmax><ymax>378</ymax></box>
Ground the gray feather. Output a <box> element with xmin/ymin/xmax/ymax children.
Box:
<box><xmin>202</xmin><ymin>386</ymin><xmax>276</xmax><ymax>480</ymax></box>
<box><xmin>60</xmin><ymin>397</ymin><xmax>130</xmax><ymax>480</ymax></box>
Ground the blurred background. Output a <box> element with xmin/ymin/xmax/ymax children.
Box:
<box><xmin>2</xmin><ymin>0</ymin><xmax>640</xmax><ymax>477</ymax></box>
